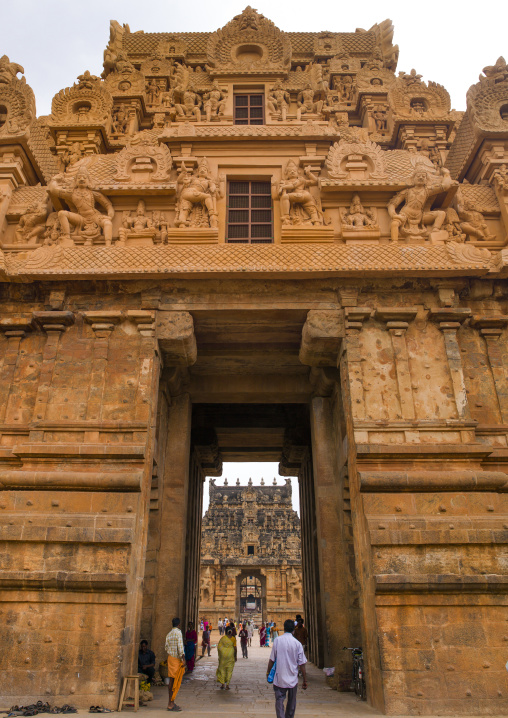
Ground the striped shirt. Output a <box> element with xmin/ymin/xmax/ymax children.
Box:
<box><xmin>165</xmin><ymin>627</ymin><xmax>185</xmax><ymax>659</ymax></box>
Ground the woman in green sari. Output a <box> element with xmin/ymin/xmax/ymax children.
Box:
<box><xmin>216</xmin><ymin>627</ymin><xmax>237</xmax><ymax>689</ymax></box>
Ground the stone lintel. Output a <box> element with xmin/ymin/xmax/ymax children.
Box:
<box><xmin>375</xmin><ymin>574</ymin><xmax>508</xmax><ymax>594</ymax></box>
<box><xmin>280</xmin><ymin>226</ymin><xmax>335</xmax><ymax>243</ymax></box>
<box><xmin>0</xmin><ymin>572</ymin><xmax>128</xmax><ymax>592</ymax></box>
<box><xmin>299</xmin><ymin>309</ymin><xmax>344</xmax><ymax>367</ymax></box>
<box><xmin>0</xmin><ymin>469</ymin><xmax>142</xmax><ymax>491</ymax></box>
<box><xmin>358</xmin><ymin>469</ymin><xmax>507</xmax><ymax>492</ymax></box>
<box><xmin>156</xmin><ymin>310</ymin><xmax>197</xmax><ymax>366</ymax></box>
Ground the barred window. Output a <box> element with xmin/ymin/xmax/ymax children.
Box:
<box><xmin>234</xmin><ymin>94</ymin><xmax>264</xmax><ymax>125</ymax></box>
<box><xmin>227</xmin><ymin>180</ymin><xmax>273</xmax><ymax>244</ymax></box>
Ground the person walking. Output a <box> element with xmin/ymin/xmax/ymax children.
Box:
<box><xmin>239</xmin><ymin>623</ymin><xmax>249</xmax><ymax>658</ymax></box>
<box><xmin>216</xmin><ymin>627</ymin><xmax>237</xmax><ymax>689</ymax></box>
<box><xmin>271</xmin><ymin>622</ymin><xmax>279</xmax><ymax>642</ymax></box>
<box><xmin>267</xmin><ymin>619</ymin><xmax>307</xmax><ymax>718</ymax></box>
<box><xmin>165</xmin><ymin>617</ymin><xmax>186</xmax><ymax>713</ymax></box>
<box><xmin>259</xmin><ymin>622</ymin><xmax>266</xmax><ymax>647</ymax></box>
<box><xmin>201</xmin><ymin>624</ymin><xmax>211</xmax><ymax>656</ymax></box>
<box><xmin>266</xmin><ymin>622</ymin><xmax>271</xmax><ymax>648</ymax></box>
<box><xmin>218</xmin><ymin>618</ymin><xmax>223</xmax><ymax>636</ymax></box>
<box><xmin>184</xmin><ymin>621</ymin><xmax>198</xmax><ymax>673</ymax></box>
<box><xmin>247</xmin><ymin>620</ymin><xmax>253</xmax><ymax>647</ymax></box>
<box><xmin>294</xmin><ymin>618</ymin><xmax>308</xmax><ymax>656</ymax></box>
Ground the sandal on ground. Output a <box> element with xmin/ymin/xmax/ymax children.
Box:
<box><xmin>167</xmin><ymin>706</ymin><xmax>182</xmax><ymax>712</ymax></box>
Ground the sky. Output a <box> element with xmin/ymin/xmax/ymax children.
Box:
<box><xmin>1</xmin><ymin>0</ymin><xmax>506</xmax><ymax>117</ymax></box>
<box><xmin>203</xmin><ymin>463</ymin><xmax>300</xmax><ymax>516</ymax></box>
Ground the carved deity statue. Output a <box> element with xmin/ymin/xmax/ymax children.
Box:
<box><xmin>278</xmin><ymin>161</ymin><xmax>322</xmax><ymax>226</ymax></box>
<box><xmin>48</xmin><ymin>167</ymin><xmax>114</xmax><ymax>246</ymax></box>
<box><xmin>455</xmin><ymin>193</ymin><xmax>496</xmax><ymax>242</ymax></box>
<box><xmin>492</xmin><ymin>164</ymin><xmax>508</xmax><ymax>192</ymax></box>
<box><xmin>341</xmin><ymin>194</ymin><xmax>377</xmax><ymax>229</ymax></box>
<box><xmin>235</xmin><ymin>5</ymin><xmax>263</xmax><ymax>30</ymax></box>
<box><xmin>203</xmin><ymin>81</ymin><xmax>227</xmax><ymax>122</ymax></box>
<box><xmin>111</xmin><ymin>105</ymin><xmax>130</xmax><ymax>135</ymax></box>
<box><xmin>152</xmin><ymin>211</ymin><xmax>169</xmax><ymax>244</ymax></box>
<box><xmin>267</xmin><ymin>81</ymin><xmax>290</xmax><ymax>121</ymax></box>
<box><xmin>118</xmin><ymin>199</ymin><xmax>156</xmax><ymax>245</ymax></box>
<box><xmin>146</xmin><ymin>79</ymin><xmax>161</xmax><ymax>105</ymax></box>
<box><xmin>175</xmin><ymin>89</ymin><xmax>202</xmax><ymax>121</ymax></box>
<box><xmin>335</xmin><ymin>74</ymin><xmax>356</xmax><ymax>103</ymax></box>
<box><xmin>388</xmin><ymin>165</ymin><xmax>456</xmax><ymax>242</ymax></box>
<box><xmin>15</xmin><ymin>201</ymin><xmax>48</xmax><ymax>245</ymax></box>
<box><xmin>61</xmin><ymin>142</ymin><xmax>84</xmax><ymax>173</ymax></box>
<box><xmin>175</xmin><ymin>159</ymin><xmax>218</xmax><ymax>228</ymax></box>
<box><xmin>371</xmin><ymin>104</ymin><xmax>388</xmax><ymax>132</ymax></box>
<box><xmin>296</xmin><ymin>84</ymin><xmax>323</xmax><ymax>120</ymax></box>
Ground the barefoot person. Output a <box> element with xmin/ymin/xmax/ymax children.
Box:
<box><xmin>267</xmin><ymin>619</ymin><xmax>308</xmax><ymax>718</ymax></box>
<box><xmin>165</xmin><ymin>617</ymin><xmax>186</xmax><ymax>712</ymax></box>
<box><xmin>216</xmin><ymin>627</ymin><xmax>237</xmax><ymax>690</ymax></box>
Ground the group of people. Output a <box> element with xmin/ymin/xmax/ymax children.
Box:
<box><xmin>138</xmin><ymin>613</ymin><xmax>310</xmax><ymax>715</ymax></box>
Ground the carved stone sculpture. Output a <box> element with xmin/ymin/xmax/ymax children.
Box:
<box><xmin>15</xmin><ymin>201</ymin><xmax>48</xmax><ymax>245</ymax></box>
<box><xmin>175</xmin><ymin>158</ymin><xmax>218</xmax><ymax>228</ymax></box>
<box><xmin>175</xmin><ymin>89</ymin><xmax>202</xmax><ymax>121</ymax></box>
<box><xmin>278</xmin><ymin>161</ymin><xmax>322</xmax><ymax>226</ymax></box>
<box><xmin>335</xmin><ymin>74</ymin><xmax>356</xmax><ymax>103</ymax></box>
<box><xmin>118</xmin><ymin>200</ymin><xmax>157</xmax><ymax>247</ymax></box>
<box><xmin>203</xmin><ymin>81</ymin><xmax>227</xmax><ymax>122</ymax></box>
<box><xmin>454</xmin><ymin>191</ymin><xmax>496</xmax><ymax>242</ymax></box>
<box><xmin>0</xmin><ymin>55</ymin><xmax>24</xmax><ymax>85</ymax></box>
<box><xmin>492</xmin><ymin>164</ymin><xmax>508</xmax><ymax>192</ymax></box>
<box><xmin>341</xmin><ymin>195</ymin><xmax>378</xmax><ymax>229</ymax></box>
<box><xmin>0</xmin><ymin>55</ymin><xmax>35</xmax><ymax>136</ymax></box>
<box><xmin>388</xmin><ymin>165</ymin><xmax>456</xmax><ymax>242</ymax></box>
<box><xmin>371</xmin><ymin>104</ymin><xmax>388</xmax><ymax>132</ymax></box>
<box><xmin>111</xmin><ymin>105</ymin><xmax>131</xmax><ymax>136</ymax></box>
<box><xmin>267</xmin><ymin>81</ymin><xmax>290</xmax><ymax>121</ymax></box>
<box><xmin>47</xmin><ymin>167</ymin><xmax>114</xmax><ymax>246</ymax></box>
<box><xmin>296</xmin><ymin>84</ymin><xmax>323</xmax><ymax>120</ymax></box>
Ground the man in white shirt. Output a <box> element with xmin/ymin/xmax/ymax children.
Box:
<box><xmin>267</xmin><ymin>619</ymin><xmax>307</xmax><ymax>718</ymax></box>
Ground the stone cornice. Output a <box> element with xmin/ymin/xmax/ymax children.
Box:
<box><xmin>0</xmin><ymin>243</ymin><xmax>495</xmax><ymax>281</ymax></box>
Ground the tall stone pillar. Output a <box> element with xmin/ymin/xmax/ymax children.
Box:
<box><xmin>310</xmin><ymin>395</ymin><xmax>351</xmax><ymax>672</ymax></box>
<box><xmin>152</xmin><ymin>391</ymin><xmax>192</xmax><ymax>658</ymax></box>
<box><xmin>430</xmin><ymin>308</ymin><xmax>472</xmax><ymax>420</ymax></box>
<box><xmin>0</xmin><ymin>315</ymin><xmax>34</xmax><ymax>422</ymax></box>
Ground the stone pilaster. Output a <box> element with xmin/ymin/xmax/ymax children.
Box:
<box><xmin>471</xmin><ymin>314</ymin><xmax>508</xmax><ymax>423</ymax></box>
<box><xmin>344</xmin><ymin>307</ymin><xmax>372</xmax><ymax>421</ymax></box>
<box><xmin>82</xmin><ymin>311</ymin><xmax>123</xmax><ymax>424</ymax></box>
<box><xmin>0</xmin><ymin>315</ymin><xmax>35</xmax><ymax>423</ymax></box>
<box><xmin>429</xmin><ymin>308</ymin><xmax>472</xmax><ymax>421</ymax></box>
<box><xmin>375</xmin><ymin>307</ymin><xmax>418</xmax><ymax>421</ymax></box>
<box><xmin>31</xmin><ymin>311</ymin><xmax>75</xmax><ymax>425</ymax></box>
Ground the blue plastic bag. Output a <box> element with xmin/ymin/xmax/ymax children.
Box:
<box><xmin>267</xmin><ymin>661</ymin><xmax>276</xmax><ymax>684</ymax></box>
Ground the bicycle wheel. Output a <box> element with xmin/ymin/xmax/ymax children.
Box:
<box><xmin>355</xmin><ymin>677</ymin><xmax>362</xmax><ymax>698</ymax></box>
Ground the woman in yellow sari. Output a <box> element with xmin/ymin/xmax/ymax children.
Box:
<box><xmin>216</xmin><ymin>627</ymin><xmax>237</xmax><ymax>689</ymax></box>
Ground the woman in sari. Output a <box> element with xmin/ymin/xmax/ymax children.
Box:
<box><xmin>184</xmin><ymin>621</ymin><xmax>197</xmax><ymax>673</ymax></box>
<box><xmin>259</xmin><ymin>623</ymin><xmax>266</xmax><ymax>647</ymax></box>
<box><xmin>266</xmin><ymin>623</ymin><xmax>271</xmax><ymax>647</ymax></box>
<box><xmin>216</xmin><ymin>627</ymin><xmax>237</xmax><ymax>689</ymax></box>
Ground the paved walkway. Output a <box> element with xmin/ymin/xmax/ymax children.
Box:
<box><xmin>140</xmin><ymin>641</ymin><xmax>380</xmax><ymax>718</ymax></box>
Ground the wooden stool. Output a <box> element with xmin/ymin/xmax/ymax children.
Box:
<box><xmin>118</xmin><ymin>674</ymin><xmax>141</xmax><ymax>712</ymax></box>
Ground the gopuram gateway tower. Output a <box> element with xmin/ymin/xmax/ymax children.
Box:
<box><xmin>0</xmin><ymin>8</ymin><xmax>508</xmax><ymax>715</ymax></box>
<box><xmin>199</xmin><ymin>478</ymin><xmax>304</xmax><ymax>627</ymax></box>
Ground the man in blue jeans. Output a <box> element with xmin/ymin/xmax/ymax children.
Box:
<box><xmin>266</xmin><ymin>619</ymin><xmax>308</xmax><ymax>718</ymax></box>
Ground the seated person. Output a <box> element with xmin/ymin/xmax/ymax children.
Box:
<box><xmin>138</xmin><ymin>639</ymin><xmax>156</xmax><ymax>684</ymax></box>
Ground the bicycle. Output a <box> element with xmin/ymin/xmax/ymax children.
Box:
<box><xmin>343</xmin><ymin>646</ymin><xmax>366</xmax><ymax>700</ymax></box>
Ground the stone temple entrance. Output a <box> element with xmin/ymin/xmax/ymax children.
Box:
<box><xmin>239</xmin><ymin>573</ymin><xmax>263</xmax><ymax>624</ymax></box>
<box><xmin>2</xmin><ymin>9</ymin><xmax>508</xmax><ymax>716</ymax></box>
